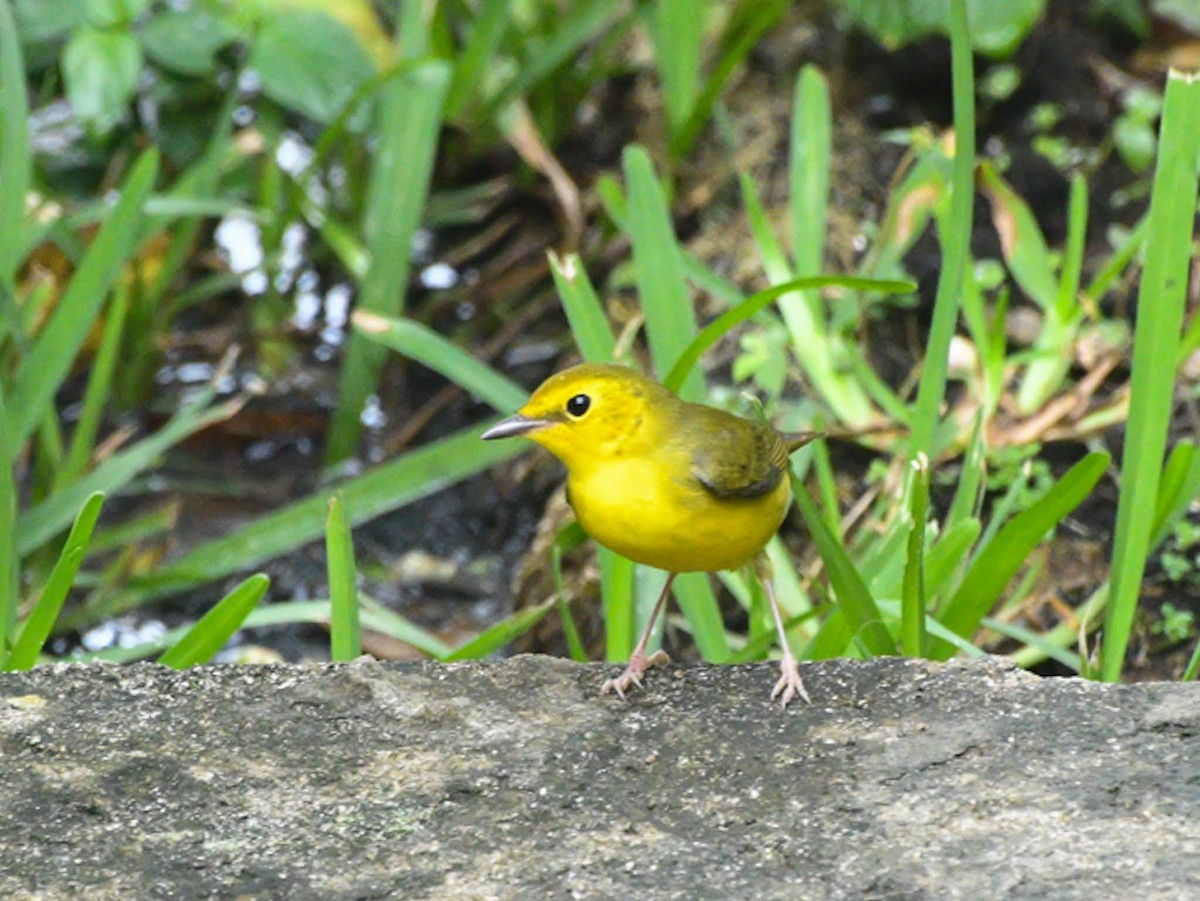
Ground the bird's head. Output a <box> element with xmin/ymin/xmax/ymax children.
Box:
<box><xmin>481</xmin><ymin>363</ymin><xmax>671</xmax><ymax>468</ymax></box>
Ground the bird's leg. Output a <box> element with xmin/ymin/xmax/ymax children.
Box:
<box><xmin>759</xmin><ymin>561</ymin><xmax>810</xmax><ymax>707</ymax></box>
<box><xmin>601</xmin><ymin>573</ymin><xmax>675</xmax><ymax>699</ymax></box>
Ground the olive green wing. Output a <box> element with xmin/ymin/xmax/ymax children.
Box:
<box><xmin>688</xmin><ymin>409</ymin><xmax>790</xmax><ymax>500</ymax></box>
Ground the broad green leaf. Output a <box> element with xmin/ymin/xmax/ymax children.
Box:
<box><xmin>63</xmin><ymin>25</ymin><xmax>143</xmax><ymax>135</ymax></box>
<box><xmin>839</xmin><ymin>0</ymin><xmax>1045</xmax><ymax>57</ymax></box>
<box><xmin>140</xmin><ymin>7</ymin><xmax>240</xmax><ymax>77</ymax></box>
<box><xmin>248</xmin><ymin>9</ymin><xmax>377</xmax><ymax>124</ymax></box>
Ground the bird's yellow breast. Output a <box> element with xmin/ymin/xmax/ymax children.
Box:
<box><xmin>566</xmin><ymin>452</ymin><xmax>792</xmax><ymax>573</ymax></box>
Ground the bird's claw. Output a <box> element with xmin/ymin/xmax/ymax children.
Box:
<box><xmin>601</xmin><ymin>650</ymin><xmax>670</xmax><ymax>699</ymax></box>
<box><xmin>771</xmin><ymin>653</ymin><xmax>810</xmax><ymax>708</ymax></box>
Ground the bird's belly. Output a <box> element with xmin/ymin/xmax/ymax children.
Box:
<box><xmin>568</xmin><ymin>460</ymin><xmax>791</xmax><ymax>573</ymax></box>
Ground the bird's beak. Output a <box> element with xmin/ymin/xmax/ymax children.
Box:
<box><xmin>481</xmin><ymin>414</ymin><xmax>550</xmax><ymax>441</ymax></box>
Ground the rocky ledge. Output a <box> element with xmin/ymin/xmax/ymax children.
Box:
<box><xmin>1</xmin><ymin>656</ymin><xmax>1197</xmax><ymax>899</ymax></box>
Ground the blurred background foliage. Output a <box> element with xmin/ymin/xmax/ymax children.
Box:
<box><xmin>1</xmin><ymin>0</ymin><xmax>1199</xmax><ymax>683</ymax></box>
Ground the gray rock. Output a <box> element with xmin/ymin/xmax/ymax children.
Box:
<box><xmin>0</xmin><ymin>655</ymin><xmax>1197</xmax><ymax>900</ymax></box>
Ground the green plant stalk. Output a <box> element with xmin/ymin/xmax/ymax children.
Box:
<box><xmin>653</xmin><ymin>0</ymin><xmax>703</xmax><ymax>141</ymax></box>
<box><xmin>908</xmin><ymin>0</ymin><xmax>975</xmax><ymax>459</ymax></box>
<box><xmin>7</xmin><ymin>149</ymin><xmax>159</xmax><ymax>447</ymax></box>
<box><xmin>551</xmin><ymin>532</ymin><xmax>589</xmax><ymax>663</ymax></box>
<box><xmin>0</xmin><ymin>0</ymin><xmax>30</xmax><ymax>286</ymax></box>
<box><xmin>600</xmin><ymin>547</ymin><xmax>635</xmax><ymax>661</ymax></box>
<box><xmin>5</xmin><ymin>493</ymin><xmax>104</xmax><ymax>671</ymax></box>
<box><xmin>326</xmin><ymin>61</ymin><xmax>450</xmax><ymax>463</ymax></box>
<box><xmin>901</xmin><ymin>455</ymin><xmax>930</xmax><ymax>656</ymax></box>
<box><xmin>486</xmin><ymin>0</ymin><xmax>624</xmax><ymax>116</ymax></box>
<box><xmin>0</xmin><ymin>383</ymin><xmax>14</xmax><ymax>659</ymax></box>
<box><xmin>663</xmin><ymin>274</ymin><xmax>915</xmax><ymax>394</ymax></box>
<box><xmin>351</xmin><ymin>311</ymin><xmax>528</xmax><ymax>412</ymax></box>
<box><xmin>1103</xmin><ymin>72</ymin><xmax>1200</xmax><ymax>681</ymax></box>
<box><xmin>1015</xmin><ymin>172</ymin><xmax>1088</xmax><ymax>413</ymax></box>
<box><xmin>549</xmin><ymin>251</ymin><xmax>617</xmax><ymax>363</ymax></box>
<box><xmin>668</xmin><ymin>0</ymin><xmax>783</xmax><ymax>159</ymax></box>
<box><xmin>779</xmin><ymin>71</ymin><xmax>873</xmax><ymax>427</ymax></box>
<box><xmin>623</xmin><ymin>144</ymin><xmax>704</xmax><ymax>400</ymax></box>
<box><xmin>326</xmin><ymin>494</ymin><xmax>361</xmax><ymax>662</ymax></box>
<box><xmin>157</xmin><ymin>574</ymin><xmax>270</xmax><ymax>669</ymax></box>
<box><xmin>445</xmin><ymin>596</ymin><xmax>557</xmax><ymax>661</ymax></box>
<box><xmin>793</xmin><ymin>481</ymin><xmax>895</xmax><ymax>656</ymax></box>
<box><xmin>445</xmin><ymin>0</ymin><xmax>510</xmax><ymax>118</ymax></box>
<box><xmin>59</xmin><ymin>284</ymin><xmax>130</xmax><ymax>488</ymax></box>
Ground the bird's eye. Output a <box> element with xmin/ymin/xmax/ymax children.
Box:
<box><xmin>566</xmin><ymin>393</ymin><xmax>591</xmax><ymax>418</ymax></box>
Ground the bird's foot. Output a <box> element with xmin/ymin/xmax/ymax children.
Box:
<box><xmin>771</xmin><ymin>648</ymin><xmax>810</xmax><ymax>708</ymax></box>
<box><xmin>601</xmin><ymin>649</ymin><xmax>670</xmax><ymax>699</ymax></box>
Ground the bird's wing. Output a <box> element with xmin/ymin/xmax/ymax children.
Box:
<box><xmin>689</xmin><ymin>411</ymin><xmax>789</xmax><ymax>500</ymax></box>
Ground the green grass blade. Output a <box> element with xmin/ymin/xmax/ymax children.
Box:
<box><xmin>487</xmin><ymin>0</ymin><xmax>621</xmax><ymax>115</ymax></box>
<box><xmin>157</xmin><ymin>573</ymin><xmax>270</xmax><ymax>669</ymax></box>
<box><xmin>7</xmin><ymin>149</ymin><xmax>159</xmax><ymax>448</ymax></box>
<box><xmin>663</xmin><ymin>275</ymin><xmax>915</xmax><ymax>394</ymax></box>
<box><xmin>907</xmin><ymin>0</ymin><xmax>974</xmax><ymax>458</ymax></box>
<box><xmin>86</xmin><ymin>501</ymin><xmax>178</xmax><ymax>559</ymax></box>
<box><xmin>18</xmin><ymin>397</ymin><xmax>244</xmax><ymax>556</ymax></box>
<box><xmin>5</xmin><ymin>492</ymin><xmax>104</xmax><ymax>671</ymax></box>
<box><xmin>549</xmin><ymin>251</ymin><xmax>617</xmax><ymax>363</ymax></box>
<box><xmin>793</xmin><ymin>482</ymin><xmax>895</xmax><ymax>656</ymax></box>
<box><xmin>75</xmin><ymin>599</ymin><xmax>446</xmax><ymax>664</ymax></box>
<box><xmin>978</xmin><ymin>163</ymin><xmax>1058</xmax><ymax>308</ymax></box>
<box><xmin>775</xmin><ymin>68</ymin><xmax>875</xmax><ymax>426</ymax></box>
<box><xmin>669</xmin><ymin>0</ymin><xmax>783</xmax><ymax>159</ymax></box>
<box><xmin>933</xmin><ymin>451</ymin><xmax>1109</xmax><ymax>660</ymax></box>
<box><xmin>1102</xmin><ymin>69</ymin><xmax>1200</xmax><ymax>682</ymax></box>
<box><xmin>0</xmin><ymin>0</ymin><xmax>31</xmax><ymax>284</ymax></box>
<box><xmin>1056</xmin><ymin>173</ymin><xmax>1088</xmax><ymax>321</ymax></box>
<box><xmin>982</xmin><ymin>616</ymin><xmax>1082</xmax><ymax>672</ymax></box>
<box><xmin>444</xmin><ymin>596</ymin><xmax>556</xmax><ymax>661</ymax></box>
<box><xmin>326</xmin><ymin>60</ymin><xmax>450</xmax><ymax>463</ymax></box>
<box><xmin>551</xmin><ymin>525</ymin><xmax>590</xmax><ymax>663</ymax></box>
<box><xmin>91</xmin><ymin>422</ymin><xmax>524</xmax><ymax>619</ymax></box>
<box><xmin>351</xmin><ymin>310</ymin><xmax>528</xmax><ymax>412</ymax></box>
<box><xmin>59</xmin><ymin>284</ymin><xmax>129</xmax><ymax>488</ymax></box>
<box><xmin>901</xmin><ymin>455</ymin><xmax>930</xmax><ymax>656</ymax></box>
<box><xmin>601</xmin><ymin>547</ymin><xmax>635</xmax><ymax>661</ymax></box>
<box><xmin>673</xmin><ymin>571</ymin><xmax>728</xmax><ymax>663</ymax></box>
<box><xmin>445</xmin><ymin>0</ymin><xmax>510</xmax><ymax>118</ymax></box>
<box><xmin>1183</xmin><ymin>639</ymin><xmax>1200</xmax><ymax>681</ymax></box>
<box><xmin>326</xmin><ymin>493</ymin><xmax>361</xmax><ymax>662</ymax></box>
<box><xmin>653</xmin><ymin>0</ymin><xmax>703</xmax><ymax>141</ymax></box>
<box><xmin>623</xmin><ymin>145</ymin><xmax>704</xmax><ymax>400</ymax></box>
<box><xmin>0</xmin><ymin>384</ymin><xmax>14</xmax><ymax>655</ymax></box>
<box><xmin>924</xmin><ymin>517</ymin><xmax>982</xmax><ymax>601</ymax></box>
<box><xmin>358</xmin><ymin>595</ymin><xmax>452</xmax><ymax>659</ymax></box>
<box><xmin>790</xmin><ymin>64</ymin><xmax>830</xmax><ymax>277</ymax></box>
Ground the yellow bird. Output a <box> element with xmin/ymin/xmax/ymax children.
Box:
<box><xmin>482</xmin><ymin>363</ymin><xmax>819</xmax><ymax>706</ymax></box>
